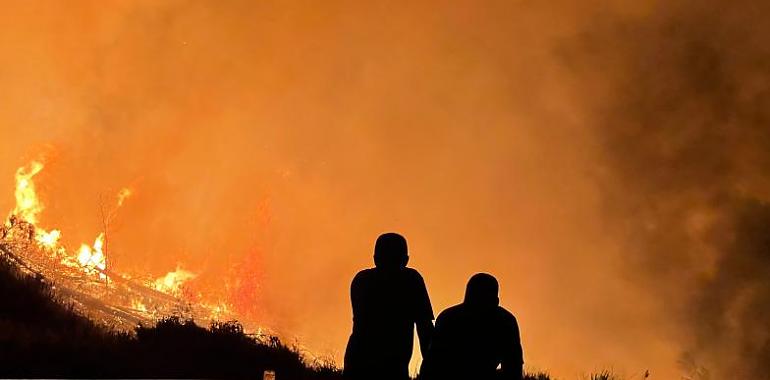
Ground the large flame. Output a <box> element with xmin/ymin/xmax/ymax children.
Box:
<box><xmin>9</xmin><ymin>161</ymin><xmax>64</xmax><ymax>251</ymax></box>
<box><xmin>154</xmin><ymin>267</ymin><xmax>197</xmax><ymax>296</ymax></box>
<box><xmin>12</xmin><ymin>161</ymin><xmax>44</xmax><ymax>224</ymax></box>
<box><xmin>77</xmin><ymin>233</ymin><xmax>107</xmax><ymax>278</ymax></box>
<box><xmin>7</xmin><ymin>160</ymin><xmax>114</xmax><ymax>278</ymax></box>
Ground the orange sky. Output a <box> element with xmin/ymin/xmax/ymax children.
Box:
<box><xmin>5</xmin><ymin>1</ymin><xmax>767</xmax><ymax>378</ymax></box>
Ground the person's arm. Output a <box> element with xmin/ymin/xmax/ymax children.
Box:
<box><xmin>501</xmin><ymin>362</ymin><xmax>524</xmax><ymax>380</ymax></box>
<box><xmin>501</xmin><ymin>314</ymin><xmax>524</xmax><ymax>380</ymax></box>
<box><xmin>344</xmin><ymin>273</ymin><xmax>364</xmax><ymax>377</ymax></box>
<box><xmin>416</xmin><ymin>318</ymin><xmax>434</xmax><ymax>356</ymax></box>
<box><xmin>350</xmin><ymin>274</ymin><xmax>361</xmax><ymax>321</ymax></box>
<box><xmin>413</xmin><ymin>271</ymin><xmax>435</xmax><ymax>356</ymax></box>
<box><xmin>419</xmin><ymin>313</ymin><xmax>444</xmax><ymax>380</ymax></box>
<box><xmin>349</xmin><ymin>272</ymin><xmax>367</xmax><ymax>332</ymax></box>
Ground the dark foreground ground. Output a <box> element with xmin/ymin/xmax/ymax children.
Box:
<box><xmin>0</xmin><ymin>255</ymin><xmax>616</xmax><ymax>379</ymax></box>
<box><xmin>0</xmin><ymin>254</ymin><xmax>340</xmax><ymax>379</ymax></box>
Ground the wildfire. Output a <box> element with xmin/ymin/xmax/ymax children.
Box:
<box><xmin>1</xmin><ymin>159</ymin><xmax>243</xmax><ymax>331</ymax></box>
<box><xmin>77</xmin><ymin>233</ymin><xmax>107</xmax><ymax>278</ymax></box>
<box><xmin>36</xmin><ymin>228</ymin><xmax>61</xmax><ymax>248</ymax></box>
<box><xmin>5</xmin><ymin>160</ymin><xmax>115</xmax><ymax>278</ymax></box>
<box><xmin>207</xmin><ymin>302</ymin><xmax>231</xmax><ymax>320</ymax></box>
<box><xmin>131</xmin><ymin>299</ymin><xmax>149</xmax><ymax>313</ymax></box>
<box><xmin>154</xmin><ymin>267</ymin><xmax>197</xmax><ymax>296</ymax></box>
<box><xmin>5</xmin><ymin>159</ymin><xmax>205</xmax><ymax>298</ymax></box>
<box><xmin>12</xmin><ymin>161</ymin><xmax>44</xmax><ymax>224</ymax></box>
<box><xmin>10</xmin><ymin>161</ymin><xmax>62</xmax><ymax>250</ymax></box>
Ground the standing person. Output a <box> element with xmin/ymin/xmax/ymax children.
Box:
<box><xmin>344</xmin><ymin>233</ymin><xmax>434</xmax><ymax>380</ymax></box>
<box><xmin>420</xmin><ymin>273</ymin><xmax>523</xmax><ymax>380</ymax></box>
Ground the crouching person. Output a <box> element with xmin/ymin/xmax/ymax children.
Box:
<box><xmin>421</xmin><ymin>273</ymin><xmax>523</xmax><ymax>380</ymax></box>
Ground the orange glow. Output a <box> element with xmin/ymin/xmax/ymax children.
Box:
<box><xmin>5</xmin><ymin>2</ymin><xmax>764</xmax><ymax>377</ymax></box>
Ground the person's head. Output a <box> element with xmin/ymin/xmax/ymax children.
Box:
<box><xmin>463</xmin><ymin>273</ymin><xmax>500</xmax><ymax>307</ymax></box>
<box><xmin>373</xmin><ymin>232</ymin><xmax>409</xmax><ymax>269</ymax></box>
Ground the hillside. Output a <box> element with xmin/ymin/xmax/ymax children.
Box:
<box><xmin>0</xmin><ymin>253</ymin><xmax>340</xmax><ymax>379</ymax></box>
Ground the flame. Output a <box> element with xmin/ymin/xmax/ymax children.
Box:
<box><xmin>35</xmin><ymin>229</ymin><xmax>61</xmax><ymax>248</ymax></box>
<box><xmin>77</xmin><ymin>233</ymin><xmax>107</xmax><ymax>278</ymax></box>
<box><xmin>154</xmin><ymin>267</ymin><xmax>197</xmax><ymax>296</ymax></box>
<box><xmin>3</xmin><ymin>159</ymin><xmax>246</xmax><ymax>328</ymax></box>
<box><xmin>10</xmin><ymin>161</ymin><xmax>63</xmax><ymax>251</ymax></box>
<box><xmin>131</xmin><ymin>299</ymin><xmax>149</xmax><ymax>313</ymax></box>
<box><xmin>12</xmin><ymin>161</ymin><xmax>44</xmax><ymax>224</ymax></box>
<box><xmin>6</xmin><ymin>160</ymin><xmax>118</xmax><ymax>279</ymax></box>
<box><xmin>207</xmin><ymin>302</ymin><xmax>231</xmax><ymax>320</ymax></box>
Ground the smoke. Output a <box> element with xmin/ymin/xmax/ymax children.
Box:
<box><xmin>567</xmin><ymin>0</ymin><xmax>770</xmax><ymax>377</ymax></box>
<box><xmin>0</xmin><ymin>0</ymin><xmax>768</xmax><ymax>378</ymax></box>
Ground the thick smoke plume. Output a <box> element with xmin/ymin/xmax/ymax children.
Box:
<box><xmin>570</xmin><ymin>0</ymin><xmax>770</xmax><ymax>377</ymax></box>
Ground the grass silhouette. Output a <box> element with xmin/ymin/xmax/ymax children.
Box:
<box><xmin>0</xmin><ymin>254</ymin><xmax>340</xmax><ymax>379</ymax></box>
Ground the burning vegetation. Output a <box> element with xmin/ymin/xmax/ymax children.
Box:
<box><xmin>0</xmin><ymin>248</ymin><xmax>341</xmax><ymax>379</ymax></box>
<box><xmin>0</xmin><ymin>159</ymin><xmax>240</xmax><ymax>330</ymax></box>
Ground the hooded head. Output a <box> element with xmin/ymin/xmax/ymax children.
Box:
<box><xmin>373</xmin><ymin>232</ymin><xmax>409</xmax><ymax>270</ymax></box>
<box><xmin>463</xmin><ymin>273</ymin><xmax>500</xmax><ymax>308</ymax></box>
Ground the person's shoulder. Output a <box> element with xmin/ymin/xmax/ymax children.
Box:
<box><xmin>352</xmin><ymin>268</ymin><xmax>376</xmax><ymax>283</ymax></box>
<box><xmin>436</xmin><ymin>303</ymin><xmax>464</xmax><ymax>321</ymax></box>
<box><xmin>403</xmin><ymin>267</ymin><xmax>426</xmax><ymax>281</ymax></box>
<box><xmin>495</xmin><ymin>306</ymin><xmax>518</xmax><ymax>325</ymax></box>
<box><xmin>357</xmin><ymin>267</ymin><xmax>376</xmax><ymax>275</ymax></box>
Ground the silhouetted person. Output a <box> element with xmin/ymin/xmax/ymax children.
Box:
<box><xmin>420</xmin><ymin>273</ymin><xmax>523</xmax><ymax>380</ymax></box>
<box><xmin>344</xmin><ymin>233</ymin><xmax>434</xmax><ymax>380</ymax></box>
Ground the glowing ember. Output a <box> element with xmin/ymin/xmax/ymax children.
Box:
<box><xmin>207</xmin><ymin>302</ymin><xmax>231</xmax><ymax>320</ymax></box>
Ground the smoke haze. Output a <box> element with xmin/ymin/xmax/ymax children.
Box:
<box><xmin>571</xmin><ymin>0</ymin><xmax>770</xmax><ymax>377</ymax></box>
<box><xmin>1</xmin><ymin>1</ymin><xmax>768</xmax><ymax>378</ymax></box>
